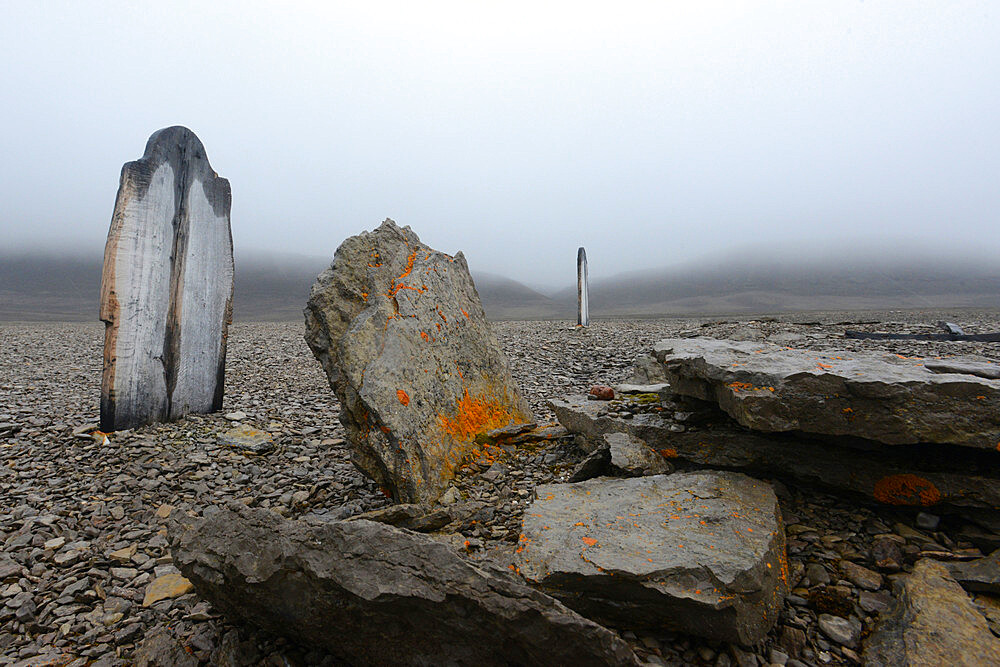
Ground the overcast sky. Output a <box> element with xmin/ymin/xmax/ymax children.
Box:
<box><xmin>1</xmin><ymin>1</ymin><xmax>997</xmax><ymax>286</ymax></box>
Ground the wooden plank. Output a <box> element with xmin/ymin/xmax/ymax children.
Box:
<box><xmin>100</xmin><ymin>126</ymin><xmax>233</xmax><ymax>431</ymax></box>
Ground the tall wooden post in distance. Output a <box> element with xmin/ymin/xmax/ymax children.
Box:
<box><xmin>577</xmin><ymin>247</ymin><xmax>589</xmax><ymax>327</ymax></box>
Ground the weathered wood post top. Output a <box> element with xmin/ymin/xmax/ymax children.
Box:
<box><xmin>100</xmin><ymin>126</ymin><xmax>234</xmax><ymax>431</ymax></box>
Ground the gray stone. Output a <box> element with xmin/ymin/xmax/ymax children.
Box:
<box><xmin>915</xmin><ymin>512</ymin><xmax>940</xmax><ymax>531</ymax></box>
<box><xmin>548</xmin><ymin>395</ymin><xmax>1000</xmax><ymax>516</ymax></box>
<box><xmin>304</xmin><ymin>220</ymin><xmax>533</xmax><ymax>504</ymax></box>
<box><xmin>614</xmin><ymin>383</ymin><xmax>671</xmax><ymax>396</ymax></box>
<box><xmin>947</xmin><ymin>548</ymin><xmax>1000</xmax><ymax>594</ymax></box>
<box><xmin>133</xmin><ymin>627</ymin><xmax>198</xmax><ymax>667</ymax></box>
<box><xmin>514</xmin><ymin>472</ymin><xmax>788</xmax><ymax>645</ymax></box>
<box><xmin>858</xmin><ymin>589</ymin><xmax>891</xmax><ymax>614</ymax></box>
<box><xmin>631</xmin><ymin>353</ymin><xmax>668</xmax><ymax>384</ymax></box>
<box><xmin>606</xmin><ymin>432</ymin><xmax>673</xmax><ymax>477</ymax></box>
<box><xmin>171</xmin><ymin>501</ymin><xmax>639</xmax><ymax>666</ymax></box>
<box><xmin>652</xmin><ymin>338</ymin><xmax>1000</xmax><ymax>448</ymax></box>
<box><xmin>345</xmin><ymin>503</ymin><xmax>452</xmax><ymax>533</ymax></box>
<box><xmin>840</xmin><ymin>561</ymin><xmax>882</xmax><ymax>591</ymax></box>
<box><xmin>818</xmin><ymin>614</ymin><xmax>860</xmax><ymax>648</ymax></box>
<box><xmin>100</xmin><ymin>126</ymin><xmax>233</xmax><ymax>432</ymax></box>
<box><xmin>864</xmin><ymin>559</ymin><xmax>1000</xmax><ymax>666</ymax></box>
<box><xmin>218</xmin><ymin>425</ymin><xmax>274</xmax><ymax>454</ymax></box>
<box><xmin>924</xmin><ymin>360</ymin><xmax>1000</xmax><ymax>380</ymax></box>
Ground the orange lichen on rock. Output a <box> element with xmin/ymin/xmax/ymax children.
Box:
<box><xmin>726</xmin><ymin>381</ymin><xmax>775</xmax><ymax>393</ymax></box>
<box><xmin>437</xmin><ymin>388</ymin><xmax>520</xmax><ymax>442</ymax></box>
<box><xmin>873</xmin><ymin>474</ymin><xmax>941</xmax><ymax>506</ymax></box>
<box><xmin>660</xmin><ymin>448</ymin><xmax>678</xmax><ymax>459</ymax></box>
<box><xmin>386</xmin><ymin>251</ymin><xmax>418</xmax><ymax>297</ymax></box>
<box><xmin>581</xmin><ymin>537</ymin><xmax>598</xmax><ymax>547</ymax></box>
<box><xmin>396</xmin><ymin>389</ymin><xmax>410</xmax><ymax>406</ymax></box>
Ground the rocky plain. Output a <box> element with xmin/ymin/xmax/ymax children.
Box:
<box><xmin>2</xmin><ymin>308</ymin><xmax>1000</xmax><ymax>666</ymax></box>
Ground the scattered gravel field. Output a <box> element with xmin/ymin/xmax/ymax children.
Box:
<box><xmin>2</xmin><ymin>309</ymin><xmax>999</xmax><ymax>665</ymax></box>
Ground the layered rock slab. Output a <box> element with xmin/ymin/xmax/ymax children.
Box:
<box><xmin>100</xmin><ymin>126</ymin><xmax>233</xmax><ymax>431</ymax></box>
<box><xmin>863</xmin><ymin>559</ymin><xmax>1000</xmax><ymax>666</ymax></box>
<box><xmin>653</xmin><ymin>338</ymin><xmax>1000</xmax><ymax>448</ymax></box>
<box><xmin>513</xmin><ymin>472</ymin><xmax>788</xmax><ymax>645</ymax></box>
<box><xmin>170</xmin><ymin>502</ymin><xmax>639</xmax><ymax>666</ymax></box>
<box><xmin>305</xmin><ymin>220</ymin><xmax>532</xmax><ymax>503</ymax></box>
<box><xmin>550</xmin><ymin>395</ymin><xmax>1000</xmax><ymax>515</ymax></box>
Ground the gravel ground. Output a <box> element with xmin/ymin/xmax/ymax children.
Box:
<box><xmin>2</xmin><ymin>309</ymin><xmax>999</xmax><ymax>666</ymax></box>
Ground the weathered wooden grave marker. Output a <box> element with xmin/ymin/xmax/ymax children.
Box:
<box><xmin>577</xmin><ymin>246</ymin><xmax>589</xmax><ymax>327</ymax></box>
<box><xmin>100</xmin><ymin>126</ymin><xmax>234</xmax><ymax>431</ymax></box>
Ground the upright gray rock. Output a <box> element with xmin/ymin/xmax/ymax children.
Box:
<box><xmin>170</xmin><ymin>502</ymin><xmax>640</xmax><ymax>666</ymax></box>
<box><xmin>100</xmin><ymin>127</ymin><xmax>233</xmax><ymax>432</ymax></box>
<box><xmin>305</xmin><ymin>220</ymin><xmax>533</xmax><ymax>504</ymax></box>
<box><xmin>514</xmin><ymin>472</ymin><xmax>788</xmax><ymax>645</ymax></box>
<box><xmin>577</xmin><ymin>247</ymin><xmax>589</xmax><ymax>326</ymax></box>
<box><xmin>653</xmin><ymin>338</ymin><xmax>1000</xmax><ymax>448</ymax></box>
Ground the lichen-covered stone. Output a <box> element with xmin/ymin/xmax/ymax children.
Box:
<box><xmin>170</xmin><ymin>502</ymin><xmax>640</xmax><ymax>666</ymax></box>
<box><xmin>305</xmin><ymin>220</ymin><xmax>532</xmax><ymax>503</ymax></box>
<box><xmin>100</xmin><ymin>126</ymin><xmax>233</xmax><ymax>432</ymax></box>
<box><xmin>514</xmin><ymin>472</ymin><xmax>788</xmax><ymax>645</ymax></box>
<box><xmin>653</xmin><ymin>338</ymin><xmax>1000</xmax><ymax>448</ymax></box>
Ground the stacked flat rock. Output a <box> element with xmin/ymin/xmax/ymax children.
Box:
<box><xmin>170</xmin><ymin>502</ymin><xmax>640</xmax><ymax>666</ymax></box>
<box><xmin>100</xmin><ymin>126</ymin><xmax>233</xmax><ymax>432</ymax></box>
<box><xmin>513</xmin><ymin>472</ymin><xmax>789</xmax><ymax>645</ymax></box>
<box><xmin>549</xmin><ymin>395</ymin><xmax>1000</xmax><ymax>514</ymax></box>
<box><xmin>652</xmin><ymin>339</ymin><xmax>1000</xmax><ymax>448</ymax></box>
<box><xmin>305</xmin><ymin>220</ymin><xmax>533</xmax><ymax>504</ymax></box>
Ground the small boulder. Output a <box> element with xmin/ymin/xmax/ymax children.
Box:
<box><xmin>514</xmin><ymin>472</ymin><xmax>788</xmax><ymax>645</ymax></box>
<box><xmin>864</xmin><ymin>559</ymin><xmax>1000</xmax><ymax>665</ymax></box>
<box><xmin>171</xmin><ymin>501</ymin><xmax>639</xmax><ymax>666</ymax></box>
<box><xmin>947</xmin><ymin>548</ymin><xmax>1000</xmax><ymax>594</ymax></box>
<box><xmin>588</xmin><ymin>385</ymin><xmax>615</xmax><ymax>401</ymax></box>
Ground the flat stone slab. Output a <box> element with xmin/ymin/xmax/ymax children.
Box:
<box><xmin>100</xmin><ymin>126</ymin><xmax>233</xmax><ymax>432</ymax></box>
<box><xmin>305</xmin><ymin>220</ymin><xmax>533</xmax><ymax>503</ymax></box>
<box><xmin>514</xmin><ymin>472</ymin><xmax>788</xmax><ymax>645</ymax></box>
<box><xmin>653</xmin><ymin>338</ymin><xmax>1000</xmax><ymax>448</ymax></box>
<box><xmin>549</xmin><ymin>395</ymin><xmax>1000</xmax><ymax>516</ymax></box>
<box><xmin>947</xmin><ymin>548</ymin><xmax>1000</xmax><ymax>594</ymax></box>
<box><xmin>219</xmin><ymin>425</ymin><xmax>274</xmax><ymax>454</ymax></box>
<box><xmin>864</xmin><ymin>559</ymin><xmax>1000</xmax><ymax>665</ymax></box>
<box><xmin>170</xmin><ymin>502</ymin><xmax>639</xmax><ymax>666</ymax></box>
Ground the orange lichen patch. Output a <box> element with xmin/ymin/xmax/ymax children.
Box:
<box><xmin>361</xmin><ymin>292</ymin><xmax>368</xmax><ymax>301</ymax></box>
<box><xmin>842</xmin><ymin>407</ymin><xmax>853</xmax><ymax>413</ymax></box>
<box><xmin>437</xmin><ymin>388</ymin><xmax>520</xmax><ymax>442</ymax></box>
<box><xmin>660</xmin><ymin>448</ymin><xmax>678</xmax><ymax>459</ymax></box>
<box><xmin>873</xmin><ymin>474</ymin><xmax>941</xmax><ymax>506</ymax></box>
<box><xmin>396</xmin><ymin>389</ymin><xmax>410</xmax><ymax>406</ymax></box>
<box><xmin>461</xmin><ymin>308</ymin><xmax>470</xmax><ymax>318</ymax></box>
<box><xmin>420</xmin><ymin>331</ymin><xmax>430</xmax><ymax>341</ymax></box>
<box><xmin>386</xmin><ymin>251</ymin><xmax>419</xmax><ymax>297</ymax></box>
<box><xmin>726</xmin><ymin>381</ymin><xmax>775</xmax><ymax>393</ymax></box>
<box><xmin>816</xmin><ymin>362</ymin><xmax>833</xmax><ymax>370</ymax></box>
<box><xmin>379</xmin><ymin>425</ymin><xmax>392</xmax><ymax>434</ymax></box>
<box><xmin>581</xmin><ymin>537</ymin><xmax>598</xmax><ymax>547</ymax></box>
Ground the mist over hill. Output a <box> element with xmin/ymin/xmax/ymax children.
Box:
<box><xmin>2</xmin><ymin>245</ymin><xmax>997</xmax><ymax>322</ymax></box>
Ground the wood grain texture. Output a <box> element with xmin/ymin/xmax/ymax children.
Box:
<box><xmin>100</xmin><ymin>126</ymin><xmax>233</xmax><ymax>431</ymax></box>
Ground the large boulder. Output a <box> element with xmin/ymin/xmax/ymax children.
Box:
<box><xmin>100</xmin><ymin>126</ymin><xmax>233</xmax><ymax>432</ymax></box>
<box><xmin>305</xmin><ymin>220</ymin><xmax>533</xmax><ymax>503</ymax></box>
<box><xmin>170</xmin><ymin>502</ymin><xmax>639</xmax><ymax>666</ymax></box>
<box><xmin>549</xmin><ymin>395</ymin><xmax>1000</xmax><ymax>516</ymax></box>
<box><xmin>513</xmin><ymin>472</ymin><xmax>788</xmax><ymax>645</ymax></box>
<box><xmin>864</xmin><ymin>559</ymin><xmax>1000</xmax><ymax>666</ymax></box>
<box><xmin>652</xmin><ymin>339</ymin><xmax>1000</xmax><ymax>448</ymax></box>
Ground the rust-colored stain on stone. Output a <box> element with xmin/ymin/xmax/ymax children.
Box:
<box><xmin>396</xmin><ymin>389</ymin><xmax>410</xmax><ymax>406</ymax></box>
<box><xmin>873</xmin><ymin>474</ymin><xmax>941</xmax><ymax>506</ymax></box>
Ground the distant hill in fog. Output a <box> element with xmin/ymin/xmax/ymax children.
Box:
<box><xmin>552</xmin><ymin>252</ymin><xmax>1000</xmax><ymax>316</ymax></box>
<box><xmin>2</xmin><ymin>247</ymin><xmax>997</xmax><ymax>321</ymax></box>
<box><xmin>0</xmin><ymin>250</ymin><xmax>564</xmax><ymax>322</ymax></box>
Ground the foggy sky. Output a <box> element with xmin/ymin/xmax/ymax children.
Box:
<box><xmin>1</xmin><ymin>1</ymin><xmax>997</xmax><ymax>287</ymax></box>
